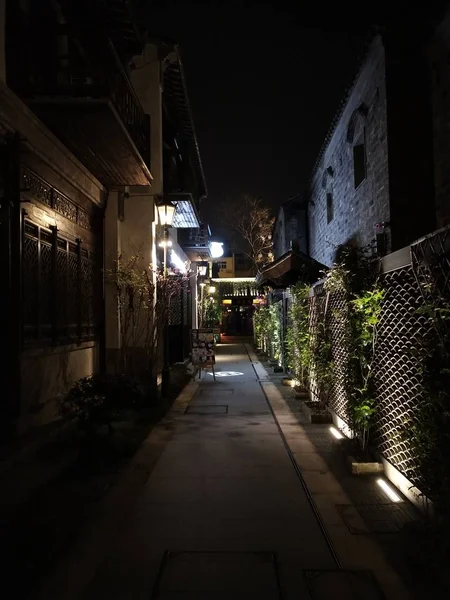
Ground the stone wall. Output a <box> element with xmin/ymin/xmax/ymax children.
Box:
<box><xmin>308</xmin><ymin>37</ymin><xmax>390</xmax><ymax>267</ymax></box>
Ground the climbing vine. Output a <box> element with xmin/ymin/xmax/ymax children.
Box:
<box><xmin>405</xmin><ymin>256</ymin><xmax>450</xmax><ymax>514</ymax></box>
<box><xmin>253</xmin><ymin>303</ymin><xmax>282</xmax><ymax>364</ymax></box>
<box><xmin>286</xmin><ymin>283</ymin><xmax>311</xmax><ymax>391</ymax></box>
<box><xmin>324</xmin><ymin>244</ymin><xmax>384</xmax><ymax>452</ymax></box>
<box><xmin>253</xmin><ymin>306</ymin><xmax>271</xmax><ymax>353</ymax></box>
<box><xmin>309</xmin><ymin>294</ymin><xmax>334</xmax><ymax>405</ymax></box>
<box><xmin>203</xmin><ymin>291</ymin><xmax>221</xmax><ymax>329</ymax></box>
<box><xmin>268</xmin><ymin>304</ymin><xmax>282</xmax><ymax>365</ymax></box>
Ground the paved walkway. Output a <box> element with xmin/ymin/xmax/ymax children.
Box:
<box><xmin>50</xmin><ymin>344</ymin><xmax>411</xmax><ymax>599</ymax></box>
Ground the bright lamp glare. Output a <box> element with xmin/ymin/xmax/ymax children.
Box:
<box><xmin>329</xmin><ymin>426</ymin><xmax>344</xmax><ymax>439</ymax></box>
<box><xmin>210</xmin><ymin>242</ymin><xmax>224</xmax><ymax>258</ymax></box>
<box><xmin>170</xmin><ymin>250</ymin><xmax>187</xmax><ymax>273</ymax></box>
<box><xmin>157</xmin><ymin>202</ymin><xmax>176</xmax><ymax>226</ymax></box>
<box><xmin>377</xmin><ymin>478</ymin><xmax>401</xmax><ymax>502</ymax></box>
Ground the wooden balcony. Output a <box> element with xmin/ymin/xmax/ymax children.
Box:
<box><xmin>15</xmin><ymin>41</ymin><xmax>151</xmax><ymax>187</ymax></box>
<box><xmin>178</xmin><ymin>225</ymin><xmax>211</xmax><ymax>261</ymax></box>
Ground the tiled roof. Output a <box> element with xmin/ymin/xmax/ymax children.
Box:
<box><xmin>163</xmin><ymin>47</ymin><xmax>208</xmax><ymax>200</ymax></box>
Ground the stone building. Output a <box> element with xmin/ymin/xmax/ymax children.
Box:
<box><xmin>308</xmin><ymin>28</ymin><xmax>437</xmax><ymax>267</ymax></box>
<box><xmin>0</xmin><ymin>0</ymin><xmax>207</xmax><ymax>435</ymax></box>
<box><xmin>272</xmin><ymin>194</ymin><xmax>308</xmax><ymax>260</ymax></box>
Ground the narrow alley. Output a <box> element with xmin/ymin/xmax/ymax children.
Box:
<box><xmin>35</xmin><ymin>343</ymin><xmax>411</xmax><ymax>600</ymax></box>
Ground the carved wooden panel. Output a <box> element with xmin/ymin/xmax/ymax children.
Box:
<box><xmin>20</xmin><ymin>166</ymin><xmax>94</xmax><ymax>231</ymax></box>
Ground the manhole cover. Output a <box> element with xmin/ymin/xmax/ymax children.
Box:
<box><xmin>185</xmin><ymin>405</ymin><xmax>228</xmax><ymax>415</ymax></box>
<box><xmin>337</xmin><ymin>503</ymin><xmax>416</xmax><ymax>534</ymax></box>
<box><xmin>200</xmin><ymin>389</ymin><xmax>234</xmax><ymax>395</ymax></box>
<box><xmin>304</xmin><ymin>570</ymin><xmax>385</xmax><ymax>599</ymax></box>
<box><xmin>151</xmin><ymin>550</ymin><xmax>282</xmax><ymax>599</ymax></box>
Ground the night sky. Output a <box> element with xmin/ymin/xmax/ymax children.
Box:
<box><xmin>142</xmin><ymin>2</ymin><xmax>411</xmax><ymax>247</ymax></box>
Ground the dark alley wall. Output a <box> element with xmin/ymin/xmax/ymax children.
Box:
<box><xmin>430</xmin><ymin>10</ymin><xmax>450</xmax><ymax>229</ymax></box>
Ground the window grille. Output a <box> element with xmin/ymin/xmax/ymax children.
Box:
<box><xmin>22</xmin><ymin>219</ymin><xmax>98</xmax><ymax>345</ymax></box>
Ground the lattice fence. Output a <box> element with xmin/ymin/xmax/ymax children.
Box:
<box><xmin>308</xmin><ymin>282</ymin><xmax>324</xmax><ymax>403</ymax></box>
<box><xmin>306</xmin><ymin>229</ymin><xmax>450</xmax><ymax>488</ymax></box>
<box><xmin>371</xmin><ymin>265</ymin><xmax>428</xmax><ymax>484</ymax></box>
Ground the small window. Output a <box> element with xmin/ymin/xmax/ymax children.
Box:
<box><xmin>326</xmin><ymin>192</ymin><xmax>333</xmax><ymax>224</ymax></box>
<box><xmin>353</xmin><ymin>132</ymin><xmax>367</xmax><ymax>188</ymax></box>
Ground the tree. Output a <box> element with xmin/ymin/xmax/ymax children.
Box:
<box><xmin>107</xmin><ymin>252</ymin><xmax>188</xmax><ymax>384</ymax></box>
<box><xmin>226</xmin><ymin>195</ymin><xmax>275</xmax><ymax>273</ymax></box>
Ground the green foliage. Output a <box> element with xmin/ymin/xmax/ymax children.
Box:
<box><xmin>324</xmin><ymin>243</ymin><xmax>384</xmax><ymax>451</ymax></box>
<box><xmin>60</xmin><ymin>374</ymin><xmax>147</xmax><ymax>435</ymax></box>
<box><xmin>310</xmin><ymin>310</ymin><xmax>334</xmax><ymax>405</ymax></box>
<box><xmin>203</xmin><ymin>294</ymin><xmax>221</xmax><ymax>328</ymax></box>
<box><xmin>286</xmin><ymin>283</ymin><xmax>311</xmax><ymax>391</ymax></box>
<box><xmin>268</xmin><ymin>304</ymin><xmax>282</xmax><ymax>364</ymax></box>
<box><xmin>253</xmin><ymin>304</ymin><xmax>281</xmax><ymax>364</ymax></box>
<box><xmin>253</xmin><ymin>306</ymin><xmax>271</xmax><ymax>351</ymax></box>
<box><xmin>402</xmin><ymin>272</ymin><xmax>450</xmax><ymax>515</ymax></box>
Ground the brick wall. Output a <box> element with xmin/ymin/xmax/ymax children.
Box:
<box><xmin>308</xmin><ymin>37</ymin><xmax>390</xmax><ymax>267</ymax></box>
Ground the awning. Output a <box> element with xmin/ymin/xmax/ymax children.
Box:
<box><xmin>255</xmin><ymin>250</ymin><xmax>326</xmax><ymax>288</ymax></box>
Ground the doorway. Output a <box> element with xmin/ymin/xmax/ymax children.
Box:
<box><xmin>221</xmin><ymin>305</ymin><xmax>254</xmax><ymax>336</ymax></box>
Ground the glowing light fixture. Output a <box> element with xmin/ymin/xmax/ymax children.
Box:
<box><xmin>208</xmin><ymin>285</ymin><xmax>216</xmax><ymax>294</ymax></box>
<box><xmin>198</xmin><ymin>263</ymin><xmax>208</xmax><ymax>277</ymax></box>
<box><xmin>158</xmin><ymin>240</ymin><xmax>172</xmax><ymax>248</ymax></box>
<box><xmin>222</xmin><ymin>299</ymin><xmax>232</xmax><ymax>304</ymax></box>
<box><xmin>329</xmin><ymin>426</ymin><xmax>344</xmax><ymax>440</ymax></box>
<box><xmin>157</xmin><ymin>199</ymin><xmax>176</xmax><ymax>226</ymax></box>
<box><xmin>376</xmin><ymin>478</ymin><xmax>401</xmax><ymax>502</ymax></box>
<box><xmin>170</xmin><ymin>250</ymin><xmax>187</xmax><ymax>273</ymax></box>
<box><xmin>210</xmin><ymin>242</ymin><xmax>224</xmax><ymax>258</ymax></box>
<box><xmin>211</xmin><ymin>277</ymin><xmax>254</xmax><ymax>282</ymax></box>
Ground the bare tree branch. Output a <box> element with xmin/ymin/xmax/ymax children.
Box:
<box><xmin>223</xmin><ymin>195</ymin><xmax>275</xmax><ymax>273</ymax></box>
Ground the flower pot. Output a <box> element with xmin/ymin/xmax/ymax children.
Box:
<box><xmin>300</xmin><ymin>400</ymin><xmax>332</xmax><ymax>424</ymax></box>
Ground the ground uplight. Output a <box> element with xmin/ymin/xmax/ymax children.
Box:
<box><xmin>329</xmin><ymin>426</ymin><xmax>344</xmax><ymax>439</ymax></box>
<box><xmin>376</xmin><ymin>478</ymin><xmax>402</xmax><ymax>502</ymax></box>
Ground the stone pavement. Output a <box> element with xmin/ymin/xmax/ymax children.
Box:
<box><xmin>40</xmin><ymin>343</ymin><xmax>412</xmax><ymax>599</ymax></box>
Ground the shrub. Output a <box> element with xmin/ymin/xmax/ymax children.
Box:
<box><xmin>324</xmin><ymin>243</ymin><xmax>383</xmax><ymax>452</ymax></box>
<box><xmin>286</xmin><ymin>282</ymin><xmax>311</xmax><ymax>391</ymax></box>
<box><xmin>60</xmin><ymin>374</ymin><xmax>147</xmax><ymax>434</ymax></box>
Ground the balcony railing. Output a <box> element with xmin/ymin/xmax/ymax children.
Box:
<box><xmin>15</xmin><ymin>36</ymin><xmax>150</xmax><ymax>171</ymax></box>
<box><xmin>178</xmin><ymin>227</ymin><xmax>211</xmax><ymax>249</ymax></box>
